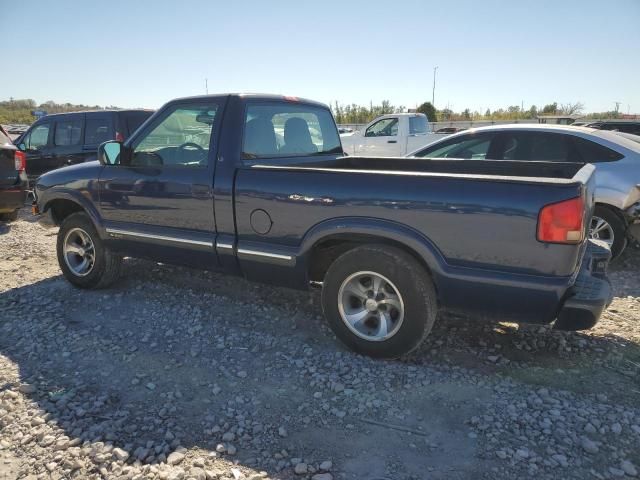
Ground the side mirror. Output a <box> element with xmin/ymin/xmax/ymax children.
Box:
<box><xmin>98</xmin><ymin>140</ymin><xmax>122</xmax><ymax>165</ymax></box>
<box><xmin>17</xmin><ymin>143</ymin><xmax>26</xmax><ymax>152</ymax></box>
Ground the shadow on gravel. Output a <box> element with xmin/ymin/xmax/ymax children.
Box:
<box><xmin>0</xmin><ymin>264</ymin><xmax>490</xmax><ymax>479</ymax></box>
<box><xmin>0</xmin><ymin>221</ymin><xmax>12</xmax><ymax>235</ymax></box>
<box><xmin>0</xmin><ymin>254</ymin><xmax>638</xmax><ymax>478</ymax></box>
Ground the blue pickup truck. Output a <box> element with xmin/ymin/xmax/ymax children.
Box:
<box><xmin>33</xmin><ymin>94</ymin><xmax>611</xmax><ymax>358</ymax></box>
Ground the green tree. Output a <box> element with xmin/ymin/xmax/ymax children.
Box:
<box><xmin>416</xmin><ymin>102</ymin><xmax>437</xmax><ymax>122</ymax></box>
<box><xmin>541</xmin><ymin>102</ymin><xmax>558</xmax><ymax>114</ymax></box>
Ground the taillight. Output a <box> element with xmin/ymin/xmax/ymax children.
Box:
<box><xmin>537</xmin><ymin>196</ymin><xmax>585</xmax><ymax>244</ymax></box>
<box><xmin>115</xmin><ymin>131</ymin><xmax>124</xmax><ymax>142</ymax></box>
<box><xmin>14</xmin><ymin>151</ymin><xmax>26</xmax><ymax>172</ymax></box>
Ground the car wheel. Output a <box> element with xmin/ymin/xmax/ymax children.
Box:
<box><xmin>0</xmin><ymin>209</ymin><xmax>19</xmax><ymax>222</ymax></box>
<box><xmin>56</xmin><ymin>212</ymin><xmax>122</xmax><ymax>289</ymax></box>
<box><xmin>590</xmin><ymin>206</ymin><xmax>627</xmax><ymax>259</ymax></box>
<box><xmin>321</xmin><ymin>244</ymin><xmax>437</xmax><ymax>358</ymax></box>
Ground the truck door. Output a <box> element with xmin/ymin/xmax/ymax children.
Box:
<box><xmin>361</xmin><ymin>117</ymin><xmax>402</xmax><ymax>156</ymax></box>
<box><xmin>99</xmin><ymin>99</ymin><xmax>224</xmax><ymax>268</ymax></box>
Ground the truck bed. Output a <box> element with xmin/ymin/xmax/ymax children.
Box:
<box><xmin>282</xmin><ymin>157</ymin><xmax>587</xmax><ymax>183</ymax></box>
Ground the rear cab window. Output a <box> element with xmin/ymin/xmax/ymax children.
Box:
<box><xmin>409</xmin><ymin>116</ymin><xmax>428</xmax><ymax>135</ymax></box>
<box><xmin>242</xmin><ymin>101</ymin><xmax>341</xmax><ymax>161</ymax></box>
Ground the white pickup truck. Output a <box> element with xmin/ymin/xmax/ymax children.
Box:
<box><xmin>340</xmin><ymin>113</ymin><xmax>445</xmax><ymax>156</ymax></box>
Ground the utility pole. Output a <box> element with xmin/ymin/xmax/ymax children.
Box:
<box><xmin>432</xmin><ymin>66</ymin><xmax>438</xmax><ymax>106</ymax></box>
<box><xmin>205</xmin><ymin>78</ymin><xmax>208</xmax><ymax>95</ymax></box>
<box><xmin>614</xmin><ymin>101</ymin><xmax>621</xmax><ymax>118</ymax></box>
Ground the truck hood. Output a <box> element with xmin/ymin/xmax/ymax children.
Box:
<box><xmin>35</xmin><ymin>160</ymin><xmax>103</xmax><ymax>189</ymax></box>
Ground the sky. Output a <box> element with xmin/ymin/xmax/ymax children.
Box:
<box><xmin>1</xmin><ymin>0</ymin><xmax>639</xmax><ymax>114</ymax></box>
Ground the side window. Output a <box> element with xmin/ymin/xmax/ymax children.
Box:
<box><xmin>242</xmin><ymin>102</ymin><xmax>341</xmax><ymax>160</ymax></box>
<box><xmin>24</xmin><ymin>123</ymin><xmax>51</xmax><ymax>151</ymax></box>
<box><xmin>131</xmin><ymin>103</ymin><xmax>218</xmax><ymax>167</ymax></box>
<box><xmin>54</xmin><ymin>118</ymin><xmax>83</xmax><ymax>146</ymax></box>
<box><xmin>365</xmin><ymin>118</ymin><xmax>398</xmax><ymax>137</ymax></box>
<box><xmin>573</xmin><ymin>137</ymin><xmax>624</xmax><ymax>162</ymax></box>
<box><xmin>498</xmin><ymin>132</ymin><xmax>573</xmax><ymax>162</ymax></box>
<box><xmin>84</xmin><ymin>117</ymin><xmax>112</xmax><ymax>145</ymax></box>
<box><xmin>414</xmin><ymin>134</ymin><xmax>492</xmax><ymax>159</ymax></box>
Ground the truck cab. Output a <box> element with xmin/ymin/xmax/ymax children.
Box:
<box><xmin>341</xmin><ymin>113</ymin><xmax>442</xmax><ymax>156</ymax></box>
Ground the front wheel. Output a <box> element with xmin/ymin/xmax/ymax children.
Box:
<box><xmin>321</xmin><ymin>245</ymin><xmax>437</xmax><ymax>358</ymax></box>
<box><xmin>56</xmin><ymin>212</ymin><xmax>122</xmax><ymax>289</ymax></box>
<box><xmin>590</xmin><ymin>206</ymin><xmax>627</xmax><ymax>259</ymax></box>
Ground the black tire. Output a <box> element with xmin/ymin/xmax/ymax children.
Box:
<box><xmin>56</xmin><ymin>212</ymin><xmax>122</xmax><ymax>289</ymax></box>
<box><xmin>321</xmin><ymin>244</ymin><xmax>437</xmax><ymax>359</ymax></box>
<box><xmin>591</xmin><ymin>206</ymin><xmax>627</xmax><ymax>259</ymax></box>
<box><xmin>0</xmin><ymin>209</ymin><xmax>19</xmax><ymax>222</ymax></box>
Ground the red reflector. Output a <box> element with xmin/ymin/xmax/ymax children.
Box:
<box><xmin>14</xmin><ymin>151</ymin><xmax>26</xmax><ymax>172</ymax></box>
<box><xmin>115</xmin><ymin>131</ymin><xmax>124</xmax><ymax>142</ymax></box>
<box><xmin>537</xmin><ymin>196</ymin><xmax>585</xmax><ymax>244</ymax></box>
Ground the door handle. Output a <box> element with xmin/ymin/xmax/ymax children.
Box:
<box><xmin>387</xmin><ymin>140</ymin><xmax>397</xmax><ymax>144</ymax></box>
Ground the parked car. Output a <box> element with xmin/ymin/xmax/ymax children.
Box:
<box><xmin>409</xmin><ymin>124</ymin><xmax>640</xmax><ymax>258</ymax></box>
<box><xmin>13</xmin><ymin>109</ymin><xmax>154</xmax><ymax>180</ymax></box>
<box><xmin>340</xmin><ymin>113</ymin><xmax>445</xmax><ymax>156</ymax></box>
<box><xmin>33</xmin><ymin>94</ymin><xmax>611</xmax><ymax>358</ymax></box>
<box><xmin>584</xmin><ymin>121</ymin><xmax>640</xmax><ymax>136</ymax></box>
<box><xmin>0</xmin><ymin>127</ymin><xmax>28</xmax><ymax>222</ymax></box>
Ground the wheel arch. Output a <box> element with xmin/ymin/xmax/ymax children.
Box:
<box><xmin>300</xmin><ymin>217</ymin><xmax>445</xmax><ymax>292</ymax></box>
<box><xmin>42</xmin><ymin>190</ymin><xmax>104</xmax><ymax>232</ymax></box>
<box><xmin>594</xmin><ymin>202</ymin><xmax>627</xmax><ymax>224</ymax></box>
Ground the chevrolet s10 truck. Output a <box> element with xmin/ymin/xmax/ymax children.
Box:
<box><xmin>33</xmin><ymin>94</ymin><xmax>611</xmax><ymax>358</ymax></box>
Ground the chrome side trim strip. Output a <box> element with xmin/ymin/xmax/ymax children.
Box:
<box><xmin>216</xmin><ymin>242</ymin><xmax>234</xmax><ymax>250</ymax></box>
<box><xmin>105</xmin><ymin>228</ymin><xmax>213</xmax><ymax>247</ymax></box>
<box><xmin>236</xmin><ymin>248</ymin><xmax>293</xmax><ymax>261</ymax></box>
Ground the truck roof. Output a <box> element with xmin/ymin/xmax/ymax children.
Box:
<box><xmin>170</xmin><ymin>93</ymin><xmax>330</xmax><ymax>109</ymax></box>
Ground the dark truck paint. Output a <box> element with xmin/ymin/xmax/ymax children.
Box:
<box><xmin>33</xmin><ymin>94</ymin><xmax>612</xmax><ymax>358</ymax></box>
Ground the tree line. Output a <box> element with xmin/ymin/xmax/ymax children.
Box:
<box><xmin>0</xmin><ymin>99</ymin><xmax>119</xmax><ymax>124</ymax></box>
<box><xmin>0</xmin><ymin>98</ymin><xmax>626</xmax><ymax>126</ymax></box>
<box><xmin>332</xmin><ymin>100</ymin><xmax>621</xmax><ymax>124</ymax></box>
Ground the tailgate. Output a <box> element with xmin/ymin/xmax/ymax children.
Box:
<box><xmin>575</xmin><ymin>164</ymin><xmax>597</xmax><ymax>272</ymax></box>
<box><xmin>0</xmin><ymin>145</ymin><xmax>19</xmax><ymax>187</ymax></box>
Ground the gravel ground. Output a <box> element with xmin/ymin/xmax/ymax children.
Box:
<box><xmin>1</xmin><ymin>210</ymin><xmax>639</xmax><ymax>480</ymax></box>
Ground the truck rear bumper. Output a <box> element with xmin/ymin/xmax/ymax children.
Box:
<box><xmin>554</xmin><ymin>240</ymin><xmax>612</xmax><ymax>331</ymax></box>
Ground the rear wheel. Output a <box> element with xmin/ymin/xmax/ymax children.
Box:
<box><xmin>56</xmin><ymin>212</ymin><xmax>122</xmax><ymax>289</ymax></box>
<box><xmin>590</xmin><ymin>206</ymin><xmax>626</xmax><ymax>259</ymax></box>
<box><xmin>321</xmin><ymin>245</ymin><xmax>437</xmax><ymax>358</ymax></box>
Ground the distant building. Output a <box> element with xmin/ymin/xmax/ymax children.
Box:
<box><xmin>537</xmin><ymin>115</ymin><xmax>580</xmax><ymax>125</ymax></box>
